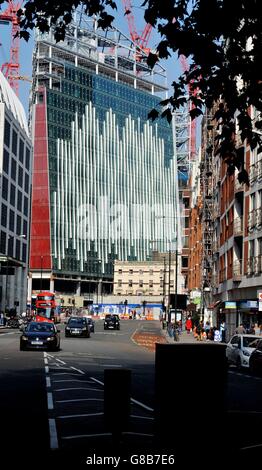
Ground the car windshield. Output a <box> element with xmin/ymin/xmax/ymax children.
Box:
<box><xmin>106</xmin><ymin>315</ymin><xmax>118</xmax><ymax>320</ymax></box>
<box><xmin>243</xmin><ymin>337</ymin><xmax>260</xmax><ymax>348</ymax></box>
<box><xmin>68</xmin><ymin>319</ymin><xmax>85</xmax><ymax>327</ymax></box>
<box><xmin>28</xmin><ymin>323</ymin><xmax>54</xmax><ymax>333</ymax></box>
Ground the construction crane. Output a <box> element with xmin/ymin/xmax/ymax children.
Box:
<box><xmin>0</xmin><ymin>0</ymin><xmax>23</xmax><ymax>96</ymax></box>
<box><xmin>122</xmin><ymin>0</ymin><xmax>152</xmax><ymax>60</ymax></box>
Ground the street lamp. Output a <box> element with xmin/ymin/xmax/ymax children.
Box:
<box><xmin>5</xmin><ymin>234</ymin><xmax>26</xmax><ymax>313</ymax></box>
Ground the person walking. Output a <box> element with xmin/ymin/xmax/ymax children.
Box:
<box><xmin>236</xmin><ymin>323</ymin><xmax>246</xmax><ymax>334</ymax></box>
<box><xmin>220</xmin><ymin>320</ymin><xmax>226</xmax><ymax>342</ymax></box>
<box><xmin>185</xmin><ymin>316</ymin><xmax>192</xmax><ymax>334</ymax></box>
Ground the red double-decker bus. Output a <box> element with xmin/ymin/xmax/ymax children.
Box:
<box><xmin>35</xmin><ymin>292</ymin><xmax>58</xmax><ymax>323</ymax></box>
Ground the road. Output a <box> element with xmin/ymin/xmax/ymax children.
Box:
<box><xmin>0</xmin><ymin>320</ymin><xmax>262</xmax><ymax>467</ymax></box>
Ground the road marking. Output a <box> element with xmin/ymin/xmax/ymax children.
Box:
<box><xmin>228</xmin><ymin>410</ymin><xmax>262</xmax><ymax>415</ymax></box>
<box><xmin>90</xmin><ymin>377</ymin><xmax>154</xmax><ymax>412</ymax></box>
<box><xmin>52</xmin><ymin>379</ymin><xmax>94</xmax><ymax>384</ymax></box>
<box><xmin>101</xmin><ymin>364</ymin><xmax>122</xmax><ymax>368</ymax></box>
<box><xmin>131</xmin><ymin>415</ymin><xmax>154</xmax><ymax>420</ymax></box>
<box><xmin>45</xmin><ymin>366</ymin><xmax>49</xmax><ymax>374</ymax></box>
<box><xmin>47</xmin><ymin>392</ymin><xmax>54</xmax><ymax>410</ymax></box>
<box><xmin>122</xmin><ymin>432</ymin><xmax>153</xmax><ymax>437</ymax></box>
<box><xmin>56</xmin><ymin>398</ymin><xmax>103</xmax><ymax>404</ymax></box>
<box><xmin>44</xmin><ymin>357</ymin><xmax>48</xmax><ymax>365</ymax></box>
<box><xmin>228</xmin><ymin>370</ymin><xmax>262</xmax><ymax>380</ymax></box>
<box><xmin>61</xmin><ymin>433</ymin><xmax>112</xmax><ymax>440</ymax></box>
<box><xmin>51</xmin><ymin>373</ymin><xmax>83</xmax><ymax>377</ymax></box>
<box><xmin>54</xmin><ymin>387</ymin><xmax>103</xmax><ymax>392</ymax></box>
<box><xmin>70</xmin><ymin>366</ymin><xmax>85</xmax><ymax>375</ymax></box>
<box><xmin>57</xmin><ymin>412</ymin><xmax>103</xmax><ymax>419</ymax></box>
<box><xmin>46</xmin><ymin>377</ymin><xmax>51</xmax><ymax>388</ymax></box>
<box><xmin>241</xmin><ymin>443</ymin><xmax>262</xmax><ymax>450</ymax></box>
<box><xmin>130</xmin><ymin>398</ymin><xmax>154</xmax><ymax>412</ymax></box>
<box><xmin>49</xmin><ymin>418</ymin><xmax>59</xmax><ymax>449</ymax></box>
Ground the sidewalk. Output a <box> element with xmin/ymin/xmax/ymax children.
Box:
<box><xmin>163</xmin><ymin>327</ymin><xmax>198</xmax><ymax>343</ymax></box>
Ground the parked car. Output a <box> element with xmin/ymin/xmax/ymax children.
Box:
<box><xmin>249</xmin><ymin>339</ymin><xmax>262</xmax><ymax>375</ymax></box>
<box><xmin>65</xmin><ymin>317</ymin><xmax>91</xmax><ymax>338</ymax></box>
<box><xmin>104</xmin><ymin>314</ymin><xmax>120</xmax><ymax>330</ymax></box>
<box><xmin>20</xmin><ymin>321</ymin><xmax>60</xmax><ymax>351</ymax></box>
<box><xmin>226</xmin><ymin>334</ymin><xmax>261</xmax><ymax>368</ymax></box>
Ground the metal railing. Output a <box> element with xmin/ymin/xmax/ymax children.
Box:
<box><xmin>247</xmin><ymin>257</ymin><xmax>255</xmax><ymax>276</ymax></box>
<box><xmin>219</xmin><ymin>267</ymin><xmax>227</xmax><ymax>283</ymax></box>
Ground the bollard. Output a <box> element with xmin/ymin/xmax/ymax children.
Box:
<box><xmin>154</xmin><ymin>343</ymin><xmax>227</xmax><ymax>461</ymax></box>
<box><xmin>104</xmin><ymin>369</ymin><xmax>131</xmax><ymax>442</ymax></box>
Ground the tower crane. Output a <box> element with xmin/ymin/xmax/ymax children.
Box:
<box><xmin>122</xmin><ymin>0</ymin><xmax>152</xmax><ymax>60</ymax></box>
<box><xmin>0</xmin><ymin>0</ymin><xmax>23</xmax><ymax>96</ymax></box>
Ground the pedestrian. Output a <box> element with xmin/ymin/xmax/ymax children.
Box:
<box><xmin>220</xmin><ymin>320</ymin><xmax>226</xmax><ymax>342</ymax></box>
<box><xmin>205</xmin><ymin>320</ymin><xmax>211</xmax><ymax>339</ymax></box>
<box><xmin>185</xmin><ymin>316</ymin><xmax>192</xmax><ymax>334</ymax></box>
<box><xmin>236</xmin><ymin>323</ymin><xmax>246</xmax><ymax>334</ymax></box>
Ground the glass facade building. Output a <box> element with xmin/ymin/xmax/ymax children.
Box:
<box><xmin>29</xmin><ymin>15</ymin><xmax>180</xmax><ymax>293</ymax></box>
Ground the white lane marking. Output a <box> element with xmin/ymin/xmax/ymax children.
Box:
<box><xmin>44</xmin><ymin>357</ymin><xmax>48</xmax><ymax>365</ymax></box>
<box><xmin>46</xmin><ymin>377</ymin><xmax>51</xmax><ymax>388</ymax></box>
<box><xmin>45</xmin><ymin>366</ymin><xmax>49</xmax><ymax>374</ymax></box>
<box><xmin>56</xmin><ymin>398</ymin><xmax>103</xmax><ymax>404</ymax></box>
<box><xmin>228</xmin><ymin>410</ymin><xmax>262</xmax><ymax>415</ymax></box>
<box><xmin>90</xmin><ymin>377</ymin><xmax>154</xmax><ymax>412</ymax></box>
<box><xmin>51</xmin><ymin>373</ymin><xmax>83</xmax><ymax>377</ymax></box>
<box><xmin>47</xmin><ymin>392</ymin><xmax>54</xmax><ymax>410</ymax></box>
<box><xmin>53</xmin><ymin>379</ymin><xmax>94</xmax><ymax>384</ymax></box>
<box><xmin>61</xmin><ymin>433</ymin><xmax>112</xmax><ymax>440</ymax></box>
<box><xmin>70</xmin><ymin>366</ymin><xmax>85</xmax><ymax>375</ymax></box>
<box><xmin>122</xmin><ymin>432</ymin><xmax>153</xmax><ymax>437</ymax></box>
<box><xmin>101</xmin><ymin>364</ymin><xmax>122</xmax><ymax>368</ymax></box>
<box><xmin>49</xmin><ymin>418</ymin><xmax>59</xmax><ymax>449</ymax></box>
<box><xmin>241</xmin><ymin>443</ymin><xmax>262</xmax><ymax>450</ymax></box>
<box><xmin>131</xmin><ymin>398</ymin><xmax>154</xmax><ymax>412</ymax></box>
<box><xmin>54</xmin><ymin>387</ymin><xmax>103</xmax><ymax>392</ymax></box>
<box><xmin>131</xmin><ymin>415</ymin><xmax>154</xmax><ymax>420</ymax></box>
<box><xmin>0</xmin><ymin>332</ymin><xmax>16</xmax><ymax>336</ymax></box>
<box><xmin>228</xmin><ymin>370</ymin><xmax>261</xmax><ymax>380</ymax></box>
<box><xmin>58</xmin><ymin>412</ymin><xmax>103</xmax><ymax>419</ymax></box>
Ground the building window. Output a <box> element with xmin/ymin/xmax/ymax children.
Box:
<box><xmin>22</xmin><ymin>243</ymin><xmax>27</xmax><ymax>263</ymax></box>
<box><xmin>183</xmin><ymin>197</ymin><xmax>190</xmax><ymax>209</ymax></box>
<box><xmin>4</xmin><ymin>120</ymin><xmax>10</xmax><ymax>147</ymax></box>
<box><xmin>8</xmin><ymin>237</ymin><xmax>13</xmax><ymax>257</ymax></box>
<box><xmin>128</xmin><ymin>280</ymin><xmax>133</xmax><ymax>287</ymax></box>
<box><xmin>149</xmin><ymin>269</ymin><xmax>153</xmax><ymax>275</ymax></box>
<box><xmin>184</xmin><ymin>217</ymin><xmax>189</xmax><ymax>228</ymax></box>
<box><xmin>0</xmin><ymin>231</ymin><xmax>6</xmax><ymax>253</ymax></box>
<box><xmin>9</xmin><ymin>210</ymin><xmax>15</xmax><ymax>232</ymax></box>
<box><xmin>25</xmin><ymin>148</ymin><xmax>30</xmax><ymax>170</ymax></box>
<box><xmin>24</xmin><ymin>173</ymin><xmax>29</xmax><ymax>193</ymax></box>
<box><xmin>23</xmin><ymin>196</ymin><xmax>28</xmax><ymax>216</ymax></box>
<box><xmin>15</xmin><ymin>239</ymin><xmax>21</xmax><ymax>260</ymax></box>
<box><xmin>1</xmin><ymin>204</ymin><xmax>7</xmax><ymax>228</ymax></box>
<box><xmin>118</xmin><ymin>280</ymin><xmax>122</xmax><ymax>287</ymax></box>
<box><xmin>11</xmin><ymin>158</ymin><xmax>17</xmax><ymax>181</ymax></box>
<box><xmin>129</xmin><ymin>269</ymin><xmax>133</xmax><ymax>275</ymax></box>
<box><xmin>10</xmin><ymin>184</ymin><xmax>16</xmax><ymax>206</ymax></box>
<box><xmin>182</xmin><ymin>257</ymin><xmax>188</xmax><ymax>268</ymax></box>
<box><xmin>23</xmin><ymin>219</ymin><xmax>28</xmax><ymax>237</ymax></box>
<box><xmin>139</xmin><ymin>269</ymin><xmax>143</xmax><ymax>275</ymax></box>
<box><xmin>12</xmin><ymin>129</ymin><xmax>18</xmax><ymax>155</ymax></box>
<box><xmin>17</xmin><ymin>191</ymin><xmax>22</xmax><ymax>212</ymax></box>
<box><xmin>19</xmin><ymin>139</ymin><xmax>24</xmax><ymax>164</ymax></box>
<box><xmin>16</xmin><ymin>215</ymin><xmax>21</xmax><ymax>236</ymax></box>
<box><xmin>18</xmin><ymin>166</ymin><xmax>23</xmax><ymax>188</ymax></box>
<box><xmin>2</xmin><ymin>176</ymin><xmax>8</xmax><ymax>201</ymax></box>
<box><xmin>149</xmin><ymin>280</ymin><xmax>153</xmax><ymax>288</ymax></box>
<box><xmin>139</xmin><ymin>280</ymin><xmax>143</xmax><ymax>287</ymax></box>
<box><xmin>118</xmin><ymin>269</ymin><xmax>122</xmax><ymax>274</ymax></box>
<box><xmin>3</xmin><ymin>149</ymin><xmax>9</xmax><ymax>173</ymax></box>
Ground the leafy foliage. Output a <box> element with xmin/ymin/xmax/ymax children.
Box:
<box><xmin>8</xmin><ymin>0</ymin><xmax>261</xmax><ymax>178</ymax></box>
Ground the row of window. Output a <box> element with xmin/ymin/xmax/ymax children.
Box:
<box><xmin>0</xmin><ymin>231</ymin><xmax>27</xmax><ymax>262</ymax></box>
<box><xmin>1</xmin><ymin>176</ymin><xmax>29</xmax><ymax>214</ymax></box>
<box><xmin>1</xmin><ymin>204</ymin><xmax>28</xmax><ymax>235</ymax></box>
<box><xmin>117</xmin><ymin>268</ymin><xmax>175</xmax><ymax>275</ymax></box>
<box><xmin>117</xmin><ymin>280</ymin><xmax>174</xmax><ymax>288</ymax></box>
<box><xmin>2</xmin><ymin>149</ymin><xmax>30</xmax><ymax>187</ymax></box>
<box><xmin>4</xmin><ymin>120</ymin><xmax>30</xmax><ymax>168</ymax></box>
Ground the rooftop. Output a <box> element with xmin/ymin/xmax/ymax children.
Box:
<box><xmin>0</xmin><ymin>71</ymin><xmax>29</xmax><ymax>136</ymax></box>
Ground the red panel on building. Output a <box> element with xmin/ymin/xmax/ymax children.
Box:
<box><xmin>30</xmin><ymin>88</ymin><xmax>52</xmax><ymax>270</ymax></box>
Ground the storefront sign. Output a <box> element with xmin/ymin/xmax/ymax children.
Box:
<box><xmin>225</xmin><ymin>302</ymin><xmax>237</xmax><ymax>309</ymax></box>
<box><xmin>239</xmin><ymin>300</ymin><xmax>258</xmax><ymax>309</ymax></box>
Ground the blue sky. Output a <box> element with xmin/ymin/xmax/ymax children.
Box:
<box><xmin>0</xmin><ymin>1</ymin><xmax>182</xmax><ymax>112</ymax></box>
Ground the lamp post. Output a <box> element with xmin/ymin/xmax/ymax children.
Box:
<box><xmin>5</xmin><ymin>234</ymin><xmax>26</xmax><ymax>313</ymax></box>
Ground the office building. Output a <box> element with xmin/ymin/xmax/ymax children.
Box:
<box><xmin>0</xmin><ymin>71</ymin><xmax>31</xmax><ymax>314</ymax></box>
<box><xmin>29</xmin><ymin>14</ymin><xmax>180</xmax><ymax>297</ymax></box>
